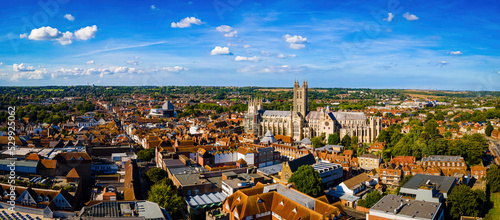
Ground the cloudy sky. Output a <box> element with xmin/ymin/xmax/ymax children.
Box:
<box><xmin>1</xmin><ymin>0</ymin><xmax>499</xmax><ymax>90</ymax></box>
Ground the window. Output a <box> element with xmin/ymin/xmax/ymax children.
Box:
<box><xmin>292</xmin><ymin>208</ymin><xmax>297</xmax><ymax>213</ymax></box>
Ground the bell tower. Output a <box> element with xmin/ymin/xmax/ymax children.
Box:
<box><xmin>293</xmin><ymin>80</ymin><xmax>308</xmax><ymax>116</ymax></box>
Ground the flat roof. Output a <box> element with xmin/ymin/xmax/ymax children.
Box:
<box><xmin>401</xmin><ymin>174</ymin><xmax>456</xmax><ymax>194</ymax></box>
<box><xmin>311</xmin><ymin>162</ymin><xmax>342</xmax><ymax>172</ymax></box>
<box><xmin>371</xmin><ymin>194</ymin><xmax>441</xmax><ymax>220</ymax></box>
<box><xmin>168</xmin><ymin>166</ymin><xmax>207</xmax><ymax>175</ymax></box>
<box><xmin>257</xmin><ymin>163</ymin><xmax>283</xmax><ymax>176</ymax></box>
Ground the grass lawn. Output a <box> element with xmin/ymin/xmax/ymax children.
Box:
<box><xmin>489</xmin><ymin>192</ymin><xmax>500</xmax><ymax>217</ymax></box>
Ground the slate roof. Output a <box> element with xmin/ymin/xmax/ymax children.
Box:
<box><xmin>330</xmin><ymin>112</ymin><xmax>367</xmax><ymax>121</ymax></box>
<box><xmin>400</xmin><ymin>174</ymin><xmax>456</xmax><ymax>195</ymax></box>
<box><xmin>260</xmin><ymin>131</ymin><xmax>277</xmax><ymax>143</ymax></box>
<box><xmin>287</xmin><ymin>154</ymin><xmax>316</xmax><ymax>173</ymax></box>
<box><xmin>262</xmin><ymin>110</ymin><xmax>290</xmax><ymax>117</ymax></box>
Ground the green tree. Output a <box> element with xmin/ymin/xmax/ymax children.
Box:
<box><xmin>146</xmin><ymin>167</ymin><xmax>168</xmax><ymax>183</ymax></box>
<box><xmin>311</xmin><ymin>133</ymin><xmax>326</xmax><ymax>148</ymax></box>
<box><xmin>351</xmin><ymin>135</ymin><xmax>359</xmax><ymax>147</ymax></box>
<box><xmin>357</xmin><ymin>190</ymin><xmax>383</xmax><ymax>208</ymax></box>
<box><xmin>328</xmin><ymin>133</ymin><xmax>340</xmax><ymax>145</ymax></box>
<box><xmin>137</xmin><ymin>148</ymin><xmax>155</xmax><ymax>161</ymax></box>
<box><xmin>444</xmin><ymin>131</ymin><xmax>452</xmax><ymax>139</ymax></box>
<box><xmin>341</xmin><ymin>134</ymin><xmax>351</xmax><ymax>148</ymax></box>
<box><xmin>487</xmin><ymin>164</ymin><xmax>500</xmax><ymax>193</ymax></box>
<box><xmin>288</xmin><ymin>165</ymin><xmax>323</xmax><ymax>198</ymax></box>
<box><xmin>448</xmin><ymin>185</ymin><xmax>479</xmax><ymax>218</ymax></box>
<box><xmin>486</xmin><ymin>124</ymin><xmax>493</xmax><ymax>136</ymax></box>
<box><xmin>148</xmin><ymin>183</ymin><xmax>183</xmax><ymax>217</ymax></box>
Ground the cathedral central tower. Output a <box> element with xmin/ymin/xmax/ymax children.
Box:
<box><xmin>293</xmin><ymin>80</ymin><xmax>308</xmax><ymax>116</ymax></box>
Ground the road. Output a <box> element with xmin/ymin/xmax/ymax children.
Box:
<box><xmin>487</xmin><ymin>137</ymin><xmax>500</xmax><ymax>166</ymax></box>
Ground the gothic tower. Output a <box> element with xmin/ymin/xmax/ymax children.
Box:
<box><xmin>293</xmin><ymin>80</ymin><xmax>308</xmax><ymax>116</ymax></box>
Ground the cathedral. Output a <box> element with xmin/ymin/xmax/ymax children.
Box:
<box><xmin>243</xmin><ymin>80</ymin><xmax>382</xmax><ymax>143</ymax></box>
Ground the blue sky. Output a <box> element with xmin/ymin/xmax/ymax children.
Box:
<box><xmin>1</xmin><ymin>0</ymin><xmax>500</xmax><ymax>90</ymax></box>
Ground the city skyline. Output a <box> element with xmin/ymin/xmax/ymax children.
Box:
<box><xmin>1</xmin><ymin>0</ymin><xmax>500</xmax><ymax>90</ymax></box>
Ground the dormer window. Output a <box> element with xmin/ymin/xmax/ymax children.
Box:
<box><xmin>71</xmin><ymin>157</ymin><xmax>76</xmax><ymax>161</ymax></box>
<box><xmin>79</xmin><ymin>157</ymin><xmax>84</xmax><ymax>160</ymax></box>
<box><xmin>292</xmin><ymin>208</ymin><xmax>297</xmax><ymax>213</ymax></box>
<box><xmin>45</xmin><ymin>196</ymin><xmax>50</xmax><ymax>202</ymax></box>
<box><xmin>237</xmin><ymin>196</ymin><xmax>240</xmax><ymax>202</ymax></box>
<box><xmin>279</xmin><ymin>200</ymin><xmax>284</xmax><ymax>206</ymax></box>
<box><xmin>37</xmin><ymin>196</ymin><xmax>42</xmax><ymax>202</ymax></box>
<box><xmin>257</xmin><ymin>199</ymin><xmax>263</xmax><ymax>203</ymax></box>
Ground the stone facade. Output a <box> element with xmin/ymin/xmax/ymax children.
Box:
<box><xmin>243</xmin><ymin>80</ymin><xmax>382</xmax><ymax>143</ymax></box>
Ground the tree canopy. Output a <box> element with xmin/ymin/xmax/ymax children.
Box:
<box><xmin>448</xmin><ymin>185</ymin><xmax>480</xmax><ymax>218</ymax></box>
<box><xmin>487</xmin><ymin>164</ymin><xmax>500</xmax><ymax>193</ymax></box>
<box><xmin>328</xmin><ymin>133</ymin><xmax>340</xmax><ymax>145</ymax></box>
<box><xmin>357</xmin><ymin>190</ymin><xmax>383</xmax><ymax>208</ymax></box>
<box><xmin>146</xmin><ymin>167</ymin><xmax>168</xmax><ymax>183</ymax></box>
<box><xmin>137</xmin><ymin>148</ymin><xmax>155</xmax><ymax>161</ymax></box>
<box><xmin>288</xmin><ymin>165</ymin><xmax>323</xmax><ymax>198</ymax></box>
<box><xmin>148</xmin><ymin>183</ymin><xmax>183</xmax><ymax>217</ymax></box>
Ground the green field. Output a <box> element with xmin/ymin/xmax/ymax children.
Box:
<box><xmin>489</xmin><ymin>193</ymin><xmax>500</xmax><ymax>217</ymax></box>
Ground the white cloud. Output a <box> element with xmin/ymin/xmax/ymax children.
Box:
<box><xmin>11</xmin><ymin>64</ymin><xmax>47</xmax><ymax>80</ymax></box>
<box><xmin>22</xmin><ymin>25</ymin><xmax>97</xmax><ymax>45</ymax></box>
<box><xmin>383</xmin><ymin>13</ymin><xmax>394</xmax><ymax>22</ymax></box>
<box><xmin>210</xmin><ymin>46</ymin><xmax>232</xmax><ymax>55</ymax></box>
<box><xmin>27</xmin><ymin>26</ymin><xmax>62</xmax><ymax>41</ymax></box>
<box><xmin>151</xmin><ymin>5</ymin><xmax>158</xmax><ymax>10</ymax></box>
<box><xmin>289</xmin><ymin>43</ymin><xmax>305</xmax><ymax>49</ymax></box>
<box><xmin>216</xmin><ymin>25</ymin><xmax>237</xmax><ymax>37</ymax></box>
<box><xmin>283</xmin><ymin>34</ymin><xmax>307</xmax><ymax>49</ymax></box>
<box><xmin>86</xmin><ymin>60</ymin><xmax>95</xmax><ymax>64</ymax></box>
<box><xmin>64</xmin><ymin>14</ymin><xmax>75</xmax><ymax>21</ymax></box>
<box><xmin>74</xmin><ymin>25</ymin><xmax>97</xmax><ymax>40</ymax></box>
<box><xmin>450</xmin><ymin>51</ymin><xmax>463</xmax><ymax>55</ymax></box>
<box><xmin>237</xmin><ymin>65</ymin><xmax>305</xmax><ymax>74</ymax></box>
<box><xmin>277</xmin><ymin>54</ymin><xmax>296</xmax><ymax>58</ymax></box>
<box><xmin>51</xmin><ymin>66</ymin><xmax>143</xmax><ymax>79</ymax></box>
<box><xmin>171</xmin><ymin>17</ymin><xmax>204</xmax><ymax>28</ymax></box>
<box><xmin>57</xmin><ymin>31</ymin><xmax>74</xmax><ymax>45</ymax></box>
<box><xmin>162</xmin><ymin>66</ymin><xmax>188</xmax><ymax>72</ymax></box>
<box><xmin>0</xmin><ymin>62</ymin><xmax>3</xmax><ymax>65</ymax></box>
<box><xmin>235</xmin><ymin>56</ymin><xmax>260</xmax><ymax>62</ymax></box>
<box><xmin>403</xmin><ymin>12</ymin><xmax>419</xmax><ymax>21</ymax></box>
<box><xmin>13</xmin><ymin>63</ymin><xmax>35</xmax><ymax>72</ymax></box>
<box><xmin>126</xmin><ymin>60</ymin><xmax>139</xmax><ymax>65</ymax></box>
<box><xmin>244</xmin><ymin>45</ymin><xmax>251</xmax><ymax>48</ymax></box>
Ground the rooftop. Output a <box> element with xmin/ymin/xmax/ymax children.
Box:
<box><xmin>422</xmin><ymin>155</ymin><xmax>464</xmax><ymax>162</ymax></box>
<box><xmin>257</xmin><ymin>163</ymin><xmax>283</xmax><ymax>176</ymax></box>
<box><xmin>263</xmin><ymin>183</ymin><xmax>316</xmax><ymax>210</ymax></box>
<box><xmin>400</xmin><ymin>174</ymin><xmax>457</xmax><ymax>195</ymax></box>
<box><xmin>186</xmin><ymin>191</ymin><xmax>227</xmax><ymax>208</ymax></box>
<box><xmin>370</xmin><ymin>194</ymin><xmax>441</xmax><ymax>220</ymax></box>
